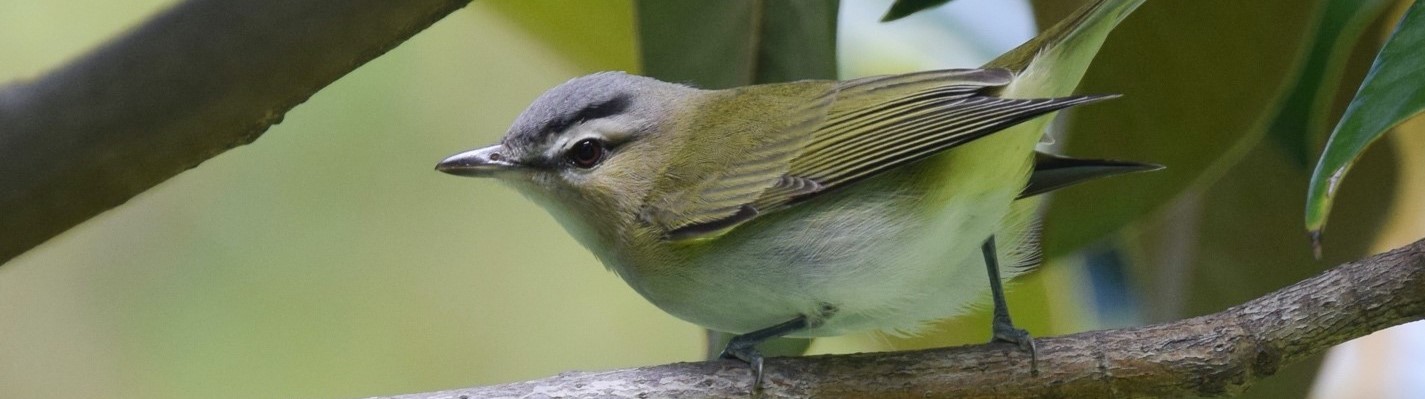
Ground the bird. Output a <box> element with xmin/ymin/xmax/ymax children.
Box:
<box><xmin>437</xmin><ymin>0</ymin><xmax>1148</xmax><ymax>389</ymax></box>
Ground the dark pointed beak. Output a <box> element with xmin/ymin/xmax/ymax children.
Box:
<box><xmin>436</xmin><ymin>144</ymin><xmax>519</xmax><ymax>178</ymax></box>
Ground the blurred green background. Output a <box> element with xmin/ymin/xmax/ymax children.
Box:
<box><xmin>2</xmin><ymin>1</ymin><xmax>1423</xmax><ymax>398</ymax></box>
<box><xmin>1</xmin><ymin>1</ymin><xmax>694</xmax><ymax>397</ymax></box>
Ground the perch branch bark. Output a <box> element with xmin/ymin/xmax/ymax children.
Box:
<box><xmin>375</xmin><ymin>238</ymin><xmax>1425</xmax><ymax>398</ymax></box>
<box><xmin>0</xmin><ymin>0</ymin><xmax>472</xmax><ymax>264</ymax></box>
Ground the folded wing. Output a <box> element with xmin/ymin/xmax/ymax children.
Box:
<box><xmin>645</xmin><ymin>68</ymin><xmax>1114</xmax><ymax>241</ymax></box>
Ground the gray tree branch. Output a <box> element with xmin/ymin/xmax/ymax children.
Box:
<box><xmin>373</xmin><ymin>238</ymin><xmax>1425</xmax><ymax>399</ymax></box>
<box><xmin>0</xmin><ymin>0</ymin><xmax>472</xmax><ymax>264</ymax></box>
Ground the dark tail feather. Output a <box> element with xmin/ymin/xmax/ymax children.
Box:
<box><xmin>1019</xmin><ymin>151</ymin><xmax>1162</xmax><ymax>199</ymax></box>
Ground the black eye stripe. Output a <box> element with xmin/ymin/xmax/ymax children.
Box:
<box><xmin>541</xmin><ymin>94</ymin><xmax>632</xmax><ymax>135</ymax></box>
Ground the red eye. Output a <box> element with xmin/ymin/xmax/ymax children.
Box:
<box><xmin>568</xmin><ymin>139</ymin><xmax>604</xmax><ymax>168</ymax></box>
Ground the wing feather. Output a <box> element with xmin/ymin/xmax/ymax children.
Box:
<box><xmin>638</xmin><ymin>82</ymin><xmax>837</xmax><ymax>239</ymax></box>
<box><xmin>756</xmin><ymin>83</ymin><xmax>1114</xmax><ymax>209</ymax></box>
<box><xmin>642</xmin><ymin>68</ymin><xmax>1115</xmax><ymax>241</ymax></box>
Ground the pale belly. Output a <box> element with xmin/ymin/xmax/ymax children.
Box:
<box><xmin>613</xmin><ymin>148</ymin><xmax>1039</xmax><ymax>337</ymax></box>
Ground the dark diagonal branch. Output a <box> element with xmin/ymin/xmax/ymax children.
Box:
<box><xmin>373</xmin><ymin>238</ymin><xmax>1425</xmax><ymax>399</ymax></box>
<box><xmin>0</xmin><ymin>0</ymin><xmax>471</xmax><ymax>264</ymax></box>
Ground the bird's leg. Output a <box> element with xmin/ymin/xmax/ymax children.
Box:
<box><xmin>719</xmin><ymin>315</ymin><xmax>811</xmax><ymax>391</ymax></box>
<box><xmin>983</xmin><ymin>235</ymin><xmax>1038</xmax><ymax>372</ymax></box>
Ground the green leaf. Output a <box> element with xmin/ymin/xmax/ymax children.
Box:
<box><xmin>481</xmin><ymin>0</ymin><xmax>639</xmax><ymax>72</ymax></box>
<box><xmin>635</xmin><ymin>0</ymin><xmax>838</xmax><ymax>87</ymax></box>
<box><xmin>1307</xmin><ymin>0</ymin><xmax>1425</xmax><ymax>244</ymax></box>
<box><xmin>1267</xmin><ymin>0</ymin><xmax>1394</xmax><ymax>168</ymax></box>
<box><xmin>1120</xmin><ymin>133</ymin><xmax>1398</xmax><ymax>398</ymax></box>
<box><xmin>1039</xmin><ymin>0</ymin><xmax>1322</xmax><ymax>258</ymax></box>
<box><xmin>881</xmin><ymin>0</ymin><xmax>953</xmax><ymax>22</ymax></box>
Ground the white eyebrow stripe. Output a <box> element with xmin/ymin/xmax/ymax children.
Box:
<box><xmin>540</xmin><ymin>116</ymin><xmax>639</xmax><ymax>161</ymax></box>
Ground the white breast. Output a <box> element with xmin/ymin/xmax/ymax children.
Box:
<box><xmin>621</xmin><ymin>156</ymin><xmax>1039</xmax><ymax>337</ymax></box>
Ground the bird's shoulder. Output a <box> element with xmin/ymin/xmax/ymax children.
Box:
<box><xmin>638</xmin><ymin>80</ymin><xmax>838</xmax><ymax>241</ymax></box>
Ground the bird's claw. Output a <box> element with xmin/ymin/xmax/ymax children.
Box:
<box><xmin>991</xmin><ymin>321</ymin><xmax>1039</xmax><ymax>375</ymax></box>
<box><xmin>720</xmin><ymin>341</ymin><xmax>766</xmax><ymax>390</ymax></box>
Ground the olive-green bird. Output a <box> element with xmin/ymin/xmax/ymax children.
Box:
<box><xmin>438</xmin><ymin>0</ymin><xmax>1151</xmax><ymax>388</ymax></box>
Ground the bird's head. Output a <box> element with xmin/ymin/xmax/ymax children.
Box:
<box><xmin>437</xmin><ymin>72</ymin><xmax>700</xmax><ymax>249</ymax></box>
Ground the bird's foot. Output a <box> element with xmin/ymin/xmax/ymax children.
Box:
<box><xmin>717</xmin><ymin>315</ymin><xmax>813</xmax><ymax>392</ymax></box>
<box><xmin>719</xmin><ymin>340</ymin><xmax>767</xmax><ymax>391</ymax></box>
<box><xmin>991</xmin><ymin>319</ymin><xmax>1038</xmax><ymax>375</ymax></box>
